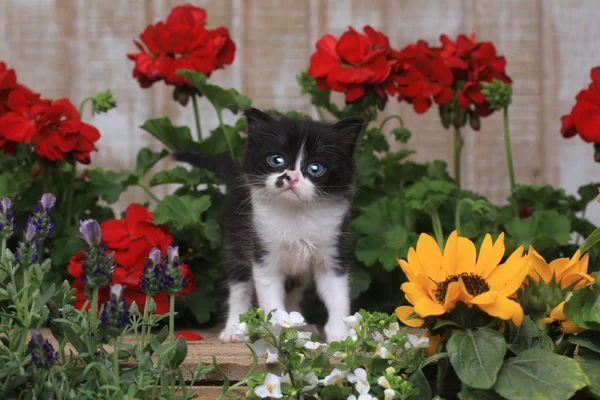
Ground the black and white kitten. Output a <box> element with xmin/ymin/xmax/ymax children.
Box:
<box><xmin>174</xmin><ymin>108</ymin><xmax>364</xmax><ymax>343</ymax></box>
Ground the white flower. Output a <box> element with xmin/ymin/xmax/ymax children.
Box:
<box><xmin>385</xmin><ymin>367</ymin><xmax>396</xmax><ymax>376</ymax></box>
<box><xmin>348</xmin><ymin>368</ymin><xmax>370</xmax><ymax>395</ymax></box>
<box><xmin>234</xmin><ymin>322</ymin><xmax>249</xmax><ymax>342</ymax></box>
<box><xmin>377</xmin><ymin>376</ymin><xmax>391</xmax><ymax>389</ymax></box>
<box><xmin>377</xmin><ymin>346</ymin><xmax>390</xmax><ymax>359</ymax></box>
<box><xmin>347</xmin><ymin>395</ymin><xmax>376</xmax><ymax>400</ymax></box>
<box><xmin>343</xmin><ymin>313</ymin><xmax>362</xmax><ymax>331</ymax></box>
<box><xmin>281</xmin><ymin>373</ymin><xmax>292</xmax><ymax>385</ymax></box>
<box><xmin>405</xmin><ymin>334</ymin><xmax>429</xmax><ymax>350</ymax></box>
<box><xmin>254</xmin><ymin>373</ymin><xmax>283</xmax><ymax>398</ymax></box>
<box><xmin>346</xmin><ymin>328</ymin><xmax>359</xmax><ymax>342</ymax></box>
<box><xmin>372</xmin><ymin>331</ymin><xmax>385</xmax><ymax>345</ymax></box>
<box><xmin>269</xmin><ymin>310</ymin><xmax>306</xmax><ymax>329</ymax></box>
<box><xmin>266</xmin><ymin>349</ymin><xmax>279</xmax><ymax>364</ymax></box>
<box><xmin>251</xmin><ymin>337</ymin><xmax>277</xmax><ymax>356</ymax></box>
<box><xmin>304</xmin><ymin>340</ymin><xmax>328</xmax><ymax>353</ymax></box>
<box><xmin>301</xmin><ymin>371</ymin><xmax>319</xmax><ymax>391</ymax></box>
<box><xmin>320</xmin><ymin>368</ymin><xmax>349</xmax><ymax>386</ymax></box>
<box><xmin>296</xmin><ymin>331</ymin><xmax>313</xmax><ymax>346</ymax></box>
<box><xmin>383</xmin><ymin>322</ymin><xmax>400</xmax><ymax>338</ymax></box>
<box><xmin>384</xmin><ymin>388</ymin><xmax>396</xmax><ymax>400</ymax></box>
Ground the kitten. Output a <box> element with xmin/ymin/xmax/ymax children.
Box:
<box><xmin>174</xmin><ymin>108</ymin><xmax>364</xmax><ymax>343</ymax></box>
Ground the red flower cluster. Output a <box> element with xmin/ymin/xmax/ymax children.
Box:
<box><xmin>127</xmin><ymin>4</ymin><xmax>235</xmax><ymax>92</ymax></box>
<box><xmin>68</xmin><ymin>204</ymin><xmax>196</xmax><ymax>314</ymax></box>
<box><xmin>0</xmin><ymin>62</ymin><xmax>100</xmax><ymax>163</ymax></box>
<box><xmin>561</xmin><ymin>67</ymin><xmax>600</xmax><ymax>155</ymax></box>
<box><xmin>308</xmin><ymin>29</ymin><xmax>511</xmax><ymax>122</ymax></box>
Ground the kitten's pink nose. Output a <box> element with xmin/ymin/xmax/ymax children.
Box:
<box><xmin>287</xmin><ymin>170</ymin><xmax>299</xmax><ymax>184</ymax></box>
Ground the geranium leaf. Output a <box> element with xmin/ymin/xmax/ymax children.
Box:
<box><xmin>177</xmin><ymin>70</ymin><xmax>251</xmax><ymax>114</ymax></box>
<box><xmin>141</xmin><ymin>117</ymin><xmax>195</xmax><ymax>150</ymax></box>
<box><xmin>350</xmin><ymin>265</ymin><xmax>372</xmax><ymax>299</ymax></box>
<box><xmin>86</xmin><ymin>169</ymin><xmax>137</xmax><ymax>204</ymax></box>
<box><xmin>149</xmin><ymin>166</ymin><xmax>218</xmax><ymax>187</ymax></box>
<box><xmin>448</xmin><ymin>328</ymin><xmax>507</xmax><ymax>389</ymax></box>
<box><xmin>134</xmin><ymin>148</ymin><xmax>169</xmax><ymax>177</ymax></box>
<box><xmin>195</xmin><ymin>119</ymin><xmax>246</xmax><ymax>159</ymax></box>
<box><xmin>580</xmin><ymin>227</ymin><xmax>600</xmax><ymax>254</ymax></box>
<box><xmin>183</xmin><ymin>281</ymin><xmax>217</xmax><ymax>323</ymax></box>
<box><xmin>504</xmin><ymin>210</ymin><xmax>571</xmax><ymax>251</ymax></box>
<box><xmin>154</xmin><ymin>195</ymin><xmax>212</xmax><ymax>230</ymax></box>
<box><xmin>493</xmin><ymin>348</ymin><xmax>590</xmax><ymax>400</ymax></box>
<box><xmin>577</xmin><ymin>352</ymin><xmax>600</xmax><ymax>397</ymax></box>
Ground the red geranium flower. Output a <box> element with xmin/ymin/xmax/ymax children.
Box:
<box><xmin>518</xmin><ymin>205</ymin><xmax>534</xmax><ymax>219</ymax></box>
<box><xmin>68</xmin><ymin>204</ymin><xmax>196</xmax><ymax>314</ymax></box>
<box><xmin>308</xmin><ymin>26</ymin><xmax>396</xmax><ymax>102</ymax></box>
<box><xmin>391</xmin><ymin>40</ymin><xmax>453</xmax><ymax>113</ymax></box>
<box><xmin>174</xmin><ymin>331</ymin><xmax>203</xmax><ymax>341</ymax></box>
<box><xmin>439</xmin><ymin>34</ymin><xmax>512</xmax><ymax>116</ymax></box>
<box><xmin>563</xmin><ymin>67</ymin><xmax>600</xmax><ymax>143</ymax></box>
<box><xmin>0</xmin><ymin>89</ymin><xmax>100</xmax><ymax>164</ymax></box>
<box><xmin>0</xmin><ymin>62</ymin><xmax>18</xmax><ymax>117</ymax></box>
<box><xmin>127</xmin><ymin>4</ymin><xmax>236</xmax><ymax>93</ymax></box>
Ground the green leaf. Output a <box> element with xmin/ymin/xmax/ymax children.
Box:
<box><xmin>150</xmin><ymin>335</ymin><xmax>165</xmax><ymax>357</ymax></box>
<box><xmin>567</xmin><ymin>334</ymin><xmax>600</xmax><ymax>354</ymax></box>
<box><xmin>578</xmin><ymin>351</ymin><xmax>600</xmax><ymax>397</ymax></box>
<box><xmin>177</xmin><ymin>70</ymin><xmax>251</xmax><ymax>114</ymax></box>
<box><xmin>200</xmin><ymin>219</ymin><xmax>221</xmax><ymax>250</ymax></box>
<box><xmin>169</xmin><ymin>336</ymin><xmax>188</xmax><ymax>369</ymax></box>
<box><xmin>504</xmin><ymin>210</ymin><xmax>571</xmax><ymax>251</ymax></box>
<box><xmin>408</xmin><ymin>368</ymin><xmax>432</xmax><ymax>400</ymax></box>
<box><xmin>507</xmin><ymin>316</ymin><xmax>554</xmax><ymax>355</ymax></box>
<box><xmin>577</xmin><ymin>183</ymin><xmax>600</xmax><ymax>209</ymax></box>
<box><xmin>141</xmin><ymin>117</ymin><xmax>194</xmax><ymax>151</ymax></box>
<box><xmin>459</xmin><ymin>384</ymin><xmax>504</xmax><ymax>400</ymax></box>
<box><xmin>493</xmin><ymin>348</ymin><xmax>590</xmax><ymax>400</ymax></box>
<box><xmin>32</xmin><ymin>284</ymin><xmax>55</xmax><ymax>313</ymax></box>
<box><xmin>405</xmin><ymin>178</ymin><xmax>457</xmax><ymax>214</ymax></box>
<box><xmin>134</xmin><ymin>148</ymin><xmax>168</xmax><ymax>177</ymax></box>
<box><xmin>355</xmin><ymin>236</ymin><xmax>381</xmax><ymax>266</ymax></box>
<box><xmin>564</xmin><ymin>280</ymin><xmax>600</xmax><ymax>331</ymax></box>
<box><xmin>0</xmin><ymin>174</ymin><xmax>19</xmax><ymax>197</ymax></box>
<box><xmin>319</xmin><ymin>385</ymin><xmax>350</xmax><ymax>399</ymax></box>
<box><xmin>149</xmin><ymin>166</ymin><xmax>217</xmax><ymax>187</ymax></box>
<box><xmin>154</xmin><ymin>195</ymin><xmax>211</xmax><ymax>230</ymax></box>
<box><xmin>196</xmin><ymin>118</ymin><xmax>246</xmax><ymax>157</ymax></box>
<box><xmin>86</xmin><ymin>168</ymin><xmax>137</xmax><ymax>204</ymax></box>
<box><xmin>581</xmin><ymin>227</ymin><xmax>600</xmax><ymax>254</ymax></box>
<box><xmin>183</xmin><ymin>281</ymin><xmax>218</xmax><ymax>323</ymax></box>
<box><xmin>448</xmin><ymin>328</ymin><xmax>507</xmax><ymax>389</ymax></box>
<box><xmin>350</xmin><ymin>265</ymin><xmax>372</xmax><ymax>299</ymax></box>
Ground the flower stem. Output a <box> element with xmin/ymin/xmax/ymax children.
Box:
<box><xmin>454</xmin><ymin>198</ymin><xmax>475</xmax><ymax>236</ymax></box>
<box><xmin>142</xmin><ymin>294</ymin><xmax>150</xmax><ymax>348</ymax></box>
<box><xmin>430</xmin><ymin>210</ymin><xmax>445</xmax><ymax>250</ymax></box>
<box><xmin>138</xmin><ymin>181</ymin><xmax>160</xmax><ymax>203</ymax></box>
<box><xmin>316</xmin><ymin>106</ymin><xmax>326</xmax><ymax>121</ymax></box>
<box><xmin>1</xmin><ymin>238</ymin><xmax>5</xmax><ymax>260</ymax></box>
<box><xmin>169</xmin><ymin>294</ymin><xmax>175</xmax><ymax>345</ymax></box>
<box><xmin>453</xmin><ymin>125</ymin><xmax>462</xmax><ymax>189</ymax></box>
<box><xmin>216</xmin><ymin>109</ymin><xmax>235</xmax><ymax>161</ymax></box>
<box><xmin>113</xmin><ymin>338</ymin><xmax>120</xmax><ymax>387</ymax></box>
<box><xmin>503</xmin><ymin>106</ymin><xmax>516</xmax><ymax>191</ymax></box>
<box><xmin>91</xmin><ymin>288</ymin><xmax>99</xmax><ymax>328</ymax></box>
<box><xmin>64</xmin><ymin>160</ymin><xmax>77</xmax><ymax>228</ymax></box>
<box><xmin>191</xmin><ymin>94</ymin><xmax>202</xmax><ymax>141</ymax></box>
<box><xmin>78</xmin><ymin>96</ymin><xmax>94</xmax><ymax>117</ymax></box>
<box><xmin>378</xmin><ymin>114</ymin><xmax>405</xmax><ymax>132</ymax></box>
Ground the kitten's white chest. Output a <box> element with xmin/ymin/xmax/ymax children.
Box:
<box><xmin>252</xmin><ymin>198</ymin><xmax>348</xmax><ymax>276</ymax></box>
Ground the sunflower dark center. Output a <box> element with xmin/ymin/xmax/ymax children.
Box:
<box><xmin>435</xmin><ymin>273</ymin><xmax>490</xmax><ymax>303</ymax></box>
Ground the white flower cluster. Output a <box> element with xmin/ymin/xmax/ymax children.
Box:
<box><xmin>247</xmin><ymin>310</ymin><xmax>428</xmax><ymax>399</ymax></box>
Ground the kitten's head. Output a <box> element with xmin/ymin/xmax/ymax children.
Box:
<box><xmin>242</xmin><ymin>108</ymin><xmax>364</xmax><ymax>204</ymax></box>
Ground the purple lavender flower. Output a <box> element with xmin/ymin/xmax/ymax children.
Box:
<box><xmin>99</xmin><ymin>284</ymin><xmax>130</xmax><ymax>341</ymax></box>
<box><xmin>160</xmin><ymin>246</ymin><xmax>186</xmax><ymax>295</ymax></box>
<box><xmin>30</xmin><ymin>193</ymin><xmax>56</xmax><ymax>240</ymax></box>
<box><xmin>30</xmin><ymin>330</ymin><xmax>58</xmax><ymax>368</ymax></box>
<box><xmin>139</xmin><ymin>248</ymin><xmax>162</xmax><ymax>296</ymax></box>
<box><xmin>15</xmin><ymin>220</ymin><xmax>39</xmax><ymax>265</ymax></box>
<box><xmin>78</xmin><ymin>219</ymin><xmax>102</xmax><ymax>246</ymax></box>
<box><xmin>0</xmin><ymin>197</ymin><xmax>16</xmax><ymax>239</ymax></box>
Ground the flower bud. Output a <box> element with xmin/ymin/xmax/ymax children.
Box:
<box><xmin>140</xmin><ymin>248</ymin><xmax>162</xmax><ymax>296</ymax></box>
<box><xmin>99</xmin><ymin>284</ymin><xmax>130</xmax><ymax>341</ymax></box>
<box><xmin>520</xmin><ymin>276</ymin><xmax>565</xmax><ymax>320</ymax></box>
<box><xmin>481</xmin><ymin>79</ymin><xmax>513</xmax><ymax>109</ymax></box>
<box><xmin>78</xmin><ymin>219</ymin><xmax>102</xmax><ymax>246</ymax></box>
<box><xmin>15</xmin><ymin>219</ymin><xmax>40</xmax><ymax>265</ymax></box>
<box><xmin>160</xmin><ymin>246</ymin><xmax>186</xmax><ymax>295</ymax></box>
<box><xmin>0</xmin><ymin>197</ymin><xmax>16</xmax><ymax>240</ymax></box>
<box><xmin>91</xmin><ymin>90</ymin><xmax>117</xmax><ymax>115</ymax></box>
<box><xmin>30</xmin><ymin>330</ymin><xmax>58</xmax><ymax>368</ymax></box>
<box><xmin>392</xmin><ymin>127</ymin><xmax>412</xmax><ymax>143</ymax></box>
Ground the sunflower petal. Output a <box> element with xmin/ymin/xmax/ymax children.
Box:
<box><xmin>395</xmin><ymin>306</ymin><xmax>424</xmax><ymax>327</ymax></box>
<box><xmin>479</xmin><ymin>233</ymin><xmax>505</xmax><ymax>278</ymax></box>
<box><xmin>416</xmin><ymin>233</ymin><xmax>445</xmax><ymax>283</ymax></box>
<box><xmin>456</xmin><ymin>237</ymin><xmax>477</xmax><ymax>274</ymax></box>
<box><xmin>470</xmin><ymin>290</ymin><xmax>499</xmax><ymax>305</ymax></box>
<box><xmin>443</xmin><ymin>230</ymin><xmax>459</xmax><ymax>276</ymax></box>
<box><xmin>527</xmin><ymin>246</ymin><xmax>553</xmax><ymax>283</ymax></box>
<box><xmin>560</xmin><ymin>321</ymin><xmax>583</xmax><ymax>334</ymax></box>
<box><xmin>487</xmin><ymin>253</ymin><xmax>530</xmax><ymax>296</ymax></box>
<box><xmin>443</xmin><ymin>281</ymin><xmax>461</xmax><ymax>310</ymax></box>
<box><xmin>549</xmin><ymin>301</ymin><xmax>566</xmax><ymax>320</ymax></box>
<box><xmin>477</xmin><ymin>296</ymin><xmax>524</xmax><ymax>326</ymax></box>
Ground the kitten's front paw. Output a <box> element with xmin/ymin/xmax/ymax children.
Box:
<box><xmin>219</xmin><ymin>326</ymin><xmax>243</xmax><ymax>343</ymax></box>
<box><xmin>324</xmin><ymin>322</ymin><xmax>349</xmax><ymax>343</ymax></box>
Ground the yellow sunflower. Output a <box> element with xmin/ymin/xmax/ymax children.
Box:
<box><xmin>540</xmin><ymin>301</ymin><xmax>583</xmax><ymax>334</ymax></box>
<box><xmin>395</xmin><ymin>230</ymin><xmax>529</xmax><ymax>327</ymax></box>
<box><xmin>527</xmin><ymin>247</ymin><xmax>594</xmax><ymax>290</ymax></box>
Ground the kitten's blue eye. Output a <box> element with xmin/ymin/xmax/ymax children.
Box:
<box><xmin>267</xmin><ymin>154</ymin><xmax>286</xmax><ymax>168</ymax></box>
<box><xmin>306</xmin><ymin>163</ymin><xmax>326</xmax><ymax>177</ymax></box>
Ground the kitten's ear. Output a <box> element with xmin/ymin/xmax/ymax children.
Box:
<box><xmin>244</xmin><ymin>108</ymin><xmax>274</xmax><ymax>127</ymax></box>
<box><xmin>332</xmin><ymin>116</ymin><xmax>365</xmax><ymax>154</ymax></box>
